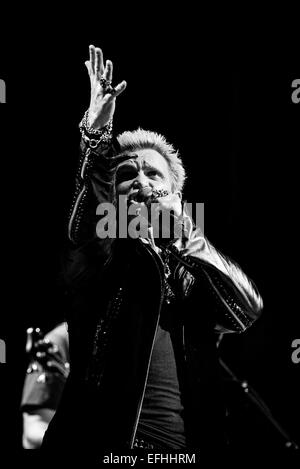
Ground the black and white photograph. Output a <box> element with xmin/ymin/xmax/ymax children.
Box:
<box><xmin>0</xmin><ymin>15</ymin><xmax>299</xmax><ymax>467</ymax></box>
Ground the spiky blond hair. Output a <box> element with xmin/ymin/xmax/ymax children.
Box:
<box><xmin>117</xmin><ymin>128</ymin><xmax>186</xmax><ymax>192</ymax></box>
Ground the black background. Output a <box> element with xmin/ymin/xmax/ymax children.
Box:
<box><xmin>0</xmin><ymin>15</ymin><xmax>299</xmax><ymax>465</ymax></box>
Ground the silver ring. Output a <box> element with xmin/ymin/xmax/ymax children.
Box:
<box><xmin>152</xmin><ymin>189</ymin><xmax>170</xmax><ymax>199</ymax></box>
<box><xmin>100</xmin><ymin>76</ymin><xmax>115</xmax><ymax>95</ymax></box>
<box><xmin>100</xmin><ymin>76</ymin><xmax>111</xmax><ymax>86</ymax></box>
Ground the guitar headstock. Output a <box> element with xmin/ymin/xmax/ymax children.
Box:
<box><xmin>25</xmin><ymin>327</ymin><xmax>69</xmax><ymax>378</ymax></box>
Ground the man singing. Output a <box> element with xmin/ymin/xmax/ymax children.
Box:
<box><xmin>42</xmin><ymin>45</ymin><xmax>263</xmax><ymax>456</ymax></box>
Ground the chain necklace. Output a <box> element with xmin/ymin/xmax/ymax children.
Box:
<box><xmin>160</xmin><ymin>249</ymin><xmax>176</xmax><ymax>304</ymax></box>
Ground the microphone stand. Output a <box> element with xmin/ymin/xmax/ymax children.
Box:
<box><xmin>219</xmin><ymin>357</ymin><xmax>299</xmax><ymax>452</ymax></box>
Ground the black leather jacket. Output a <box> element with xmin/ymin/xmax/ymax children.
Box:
<box><xmin>43</xmin><ymin>130</ymin><xmax>263</xmax><ymax>455</ymax></box>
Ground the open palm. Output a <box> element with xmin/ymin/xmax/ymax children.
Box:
<box><xmin>85</xmin><ymin>45</ymin><xmax>127</xmax><ymax>130</ymax></box>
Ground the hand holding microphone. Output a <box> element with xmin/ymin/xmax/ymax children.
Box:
<box><xmin>128</xmin><ymin>186</ymin><xmax>183</xmax><ymax>243</ymax></box>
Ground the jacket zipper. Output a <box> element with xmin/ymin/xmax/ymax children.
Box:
<box><xmin>129</xmin><ymin>245</ymin><xmax>165</xmax><ymax>449</ymax></box>
<box><xmin>68</xmin><ymin>149</ymin><xmax>91</xmax><ymax>242</ymax></box>
<box><xmin>68</xmin><ymin>185</ymin><xmax>87</xmax><ymax>241</ymax></box>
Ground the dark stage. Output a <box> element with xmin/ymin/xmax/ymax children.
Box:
<box><xmin>0</xmin><ymin>23</ymin><xmax>299</xmax><ymax>465</ymax></box>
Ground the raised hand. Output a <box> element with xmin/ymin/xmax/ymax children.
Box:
<box><xmin>85</xmin><ymin>45</ymin><xmax>127</xmax><ymax>130</ymax></box>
